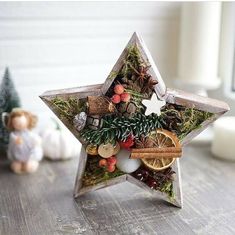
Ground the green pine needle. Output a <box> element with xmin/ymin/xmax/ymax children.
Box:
<box><xmin>81</xmin><ymin>113</ymin><xmax>163</xmax><ymax>145</ymax></box>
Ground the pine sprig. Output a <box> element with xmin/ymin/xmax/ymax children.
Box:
<box><xmin>81</xmin><ymin>113</ymin><xmax>163</xmax><ymax>145</ymax></box>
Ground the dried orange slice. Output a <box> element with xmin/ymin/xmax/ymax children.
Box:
<box><xmin>141</xmin><ymin>129</ymin><xmax>180</xmax><ymax>171</ymax></box>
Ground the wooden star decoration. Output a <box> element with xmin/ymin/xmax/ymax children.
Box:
<box><xmin>40</xmin><ymin>32</ymin><xmax>229</xmax><ymax>208</ymax></box>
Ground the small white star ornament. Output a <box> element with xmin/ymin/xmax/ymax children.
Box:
<box><xmin>142</xmin><ymin>93</ymin><xmax>166</xmax><ymax>116</ymax></box>
<box><xmin>40</xmin><ymin>33</ymin><xmax>229</xmax><ymax>208</ymax></box>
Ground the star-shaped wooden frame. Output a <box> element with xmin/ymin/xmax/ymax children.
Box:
<box><xmin>40</xmin><ymin>33</ymin><xmax>229</xmax><ymax>208</ymax></box>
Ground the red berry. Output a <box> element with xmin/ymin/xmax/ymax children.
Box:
<box><xmin>111</xmin><ymin>94</ymin><xmax>121</xmax><ymax>104</ymax></box>
<box><xmin>107</xmin><ymin>156</ymin><xmax>117</xmax><ymax>166</ymax></box>
<box><xmin>120</xmin><ymin>93</ymin><xmax>131</xmax><ymax>102</ymax></box>
<box><xmin>119</xmin><ymin>135</ymin><xmax>134</xmax><ymax>150</ymax></box>
<box><xmin>99</xmin><ymin>159</ymin><xmax>107</xmax><ymax>167</ymax></box>
<box><xmin>114</xmin><ymin>84</ymin><xmax>124</xmax><ymax>95</ymax></box>
<box><xmin>107</xmin><ymin>164</ymin><xmax>116</xmax><ymax>172</ymax></box>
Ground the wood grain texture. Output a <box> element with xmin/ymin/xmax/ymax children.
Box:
<box><xmin>1</xmin><ymin>145</ymin><xmax>235</xmax><ymax>235</ymax></box>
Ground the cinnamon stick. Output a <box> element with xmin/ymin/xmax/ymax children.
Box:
<box><xmin>131</xmin><ymin>147</ymin><xmax>182</xmax><ymax>153</ymax></box>
<box><xmin>130</xmin><ymin>152</ymin><xmax>182</xmax><ymax>159</ymax></box>
<box><xmin>130</xmin><ymin>147</ymin><xmax>182</xmax><ymax>159</ymax></box>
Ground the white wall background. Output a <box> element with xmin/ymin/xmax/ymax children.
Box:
<box><xmin>0</xmin><ymin>2</ymin><xmax>181</xmax><ymax>126</ymax></box>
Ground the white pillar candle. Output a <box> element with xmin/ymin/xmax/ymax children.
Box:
<box><xmin>211</xmin><ymin>117</ymin><xmax>235</xmax><ymax>161</ymax></box>
<box><xmin>177</xmin><ymin>2</ymin><xmax>221</xmax><ymax>89</ymax></box>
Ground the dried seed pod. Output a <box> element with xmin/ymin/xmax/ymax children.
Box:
<box><xmin>73</xmin><ymin>112</ymin><xmax>87</xmax><ymax>131</ymax></box>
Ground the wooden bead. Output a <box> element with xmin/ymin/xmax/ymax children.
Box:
<box><xmin>98</xmin><ymin>143</ymin><xmax>114</xmax><ymax>158</ymax></box>
<box><xmin>113</xmin><ymin>142</ymin><xmax>120</xmax><ymax>155</ymax></box>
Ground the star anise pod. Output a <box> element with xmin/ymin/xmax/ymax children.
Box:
<box><xmin>127</xmin><ymin>62</ymin><xmax>151</xmax><ymax>84</ymax></box>
<box><xmin>152</xmin><ymin>167</ymin><xmax>175</xmax><ymax>185</ymax></box>
<box><xmin>141</xmin><ymin>77</ymin><xmax>158</xmax><ymax>93</ymax></box>
<box><xmin>135</xmin><ymin>135</ymin><xmax>155</xmax><ymax>148</ymax></box>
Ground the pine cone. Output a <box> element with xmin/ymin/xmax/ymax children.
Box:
<box><xmin>160</xmin><ymin>104</ymin><xmax>183</xmax><ymax>135</ymax></box>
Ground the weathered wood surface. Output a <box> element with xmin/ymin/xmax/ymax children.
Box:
<box><xmin>1</xmin><ymin>144</ymin><xmax>235</xmax><ymax>235</ymax></box>
<box><xmin>40</xmin><ymin>84</ymin><xmax>103</xmax><ymax>99</ymax></box>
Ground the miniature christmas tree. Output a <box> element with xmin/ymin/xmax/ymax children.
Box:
<box><xmin>0</xmin><ymin>67</ymin><xmax>21</xmax><ymax>151</ymax></box>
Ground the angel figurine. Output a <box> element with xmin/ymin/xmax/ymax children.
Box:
<box><xmin>4</xmin><ymin>108</ymin><xmax>43</xmax><ymax>174</ymax></box>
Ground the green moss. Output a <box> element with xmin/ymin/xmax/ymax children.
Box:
<box><xmin>160</xmin><ymin>103</ymin><xmax>214</xmax><ymax>141</ymax></box>
<box><xmin>121</xmin><ymin>45</ymin><xmax>147</xmax><ymax>76</ymax></box>
<box><xmin>159</xmin><ymin>181</ymin><xmax>175</xmax><ymax>201</ymax></box>
<box><xmin>108</xmin><ymin>71</ymin><xmax>119</xmax><ymax>80</ymax></box>
<box><xmin>179</xmin><ymin>107</ymin><xmax>213</xmax><ymax>140</ymax></box>
<box><xmin>82</xmin><ymin>156</ymin><xmax>124</xmax><ymax>187</ymax></box>
<box><xmin>50</xmin><ymin>96</ymin><xmax>86</xmax><ymax>122</ymax></box>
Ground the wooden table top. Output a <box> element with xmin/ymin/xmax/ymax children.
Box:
<box><xmin>0</xmin><ymin>145</ymin><xmax>235</xmax><ymax>235</ymax></box>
